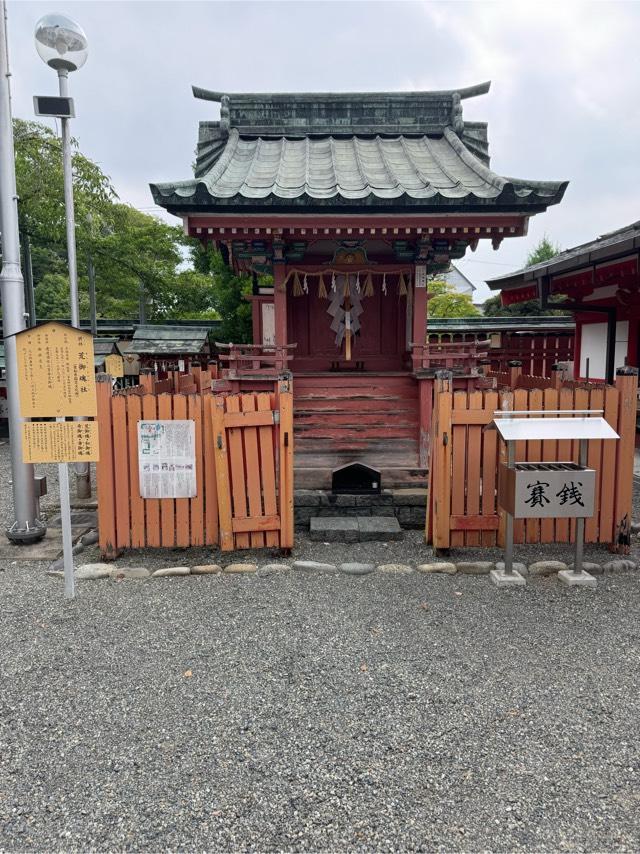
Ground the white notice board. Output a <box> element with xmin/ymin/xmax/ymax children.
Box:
<box><xmin>138</xmin><ymin>420</ymin><xmax>196</xmax><ymax>498</ymax></box>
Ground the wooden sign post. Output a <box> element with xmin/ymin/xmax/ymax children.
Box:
<box><xmin>14</xmin><ymin>322</ymin><xmax>99</xmax><ymax>599</ymax></box>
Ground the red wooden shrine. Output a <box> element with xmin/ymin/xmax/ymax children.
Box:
<box><xmin>152</xmin><ymin>83</ymin><xmax>567</xmax><ymax>487</ymax></box>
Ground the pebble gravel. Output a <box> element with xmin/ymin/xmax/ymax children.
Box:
<box><xmin>2</xmin><ymin>447</ymin><xmax>640</xmax><ymax>850</ymax></box>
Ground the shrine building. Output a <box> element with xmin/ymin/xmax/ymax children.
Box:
<box><xmin>488</xmin><ymin>221</ymin><xmax>640</xmax><ymax>385</ymax></box>
<box><xmin>151</xmin><ymin>82</ymin><xmax>567</xmax><ymax>490</ymax></box>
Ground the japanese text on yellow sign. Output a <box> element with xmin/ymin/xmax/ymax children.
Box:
<box><xmin>105</xmin><ymin>354</ymin><xmax>124</xmax><ymax>377</ymax></box>
<box><xmin>16</xmin><ymin>322</ymin><xmax>97</xmax><ymax>418</ymax></box>
<box><xmin>22</xmin><ymin>421</ymin><xmax>99</xmax><ymax>464</ymax></box>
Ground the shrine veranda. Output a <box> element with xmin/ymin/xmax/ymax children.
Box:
<box><xmin>152</xmin><ymin>82</ymin><xmax>567</xmax><ymax>490</ymax></box>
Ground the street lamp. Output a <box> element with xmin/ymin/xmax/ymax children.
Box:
<box><xmin>34</xmin><ymin>13</ymin><xmax>91</xmax><ymax>499</ymax></box>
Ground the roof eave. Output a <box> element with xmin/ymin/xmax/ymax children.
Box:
<box><xmin>488</xmin><ymin>232</ymin><xmax>640</xmax><ymax>291</ymax></box>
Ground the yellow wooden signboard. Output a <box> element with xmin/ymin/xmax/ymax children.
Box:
<box><xmin>105</xmin><ymin>353</ymin><xmax>124</xmax><ymax>377</ymax></box>
<box><xmin>22</xmin><ymin>420</ymin><xmax>99</xmax><ymax>464</ymax></box>
<box><xmin>15</xmin><ymin>322</ymin><xmax>97</xmax><ymax>418</ymax></box>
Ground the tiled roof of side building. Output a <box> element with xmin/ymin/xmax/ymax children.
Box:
<box><xmin>131</xmin><ymin>325</ymin><xmax>210</xmax><ymax>356</ymax></box>
<box><xmin>488</xmin><ymin>221</ymin><xmax>640</xmax><ymax>290</ymax></box>
<box><xmin>150</xmin><ymin>83</ymin><xmax>568</xmax><ymax>214</ymax></box>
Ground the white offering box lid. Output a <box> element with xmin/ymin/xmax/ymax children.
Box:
<box><xmin>492</xmin><ymin>413</ymin><xmax>619</xmax><ymax>442</ymax></box>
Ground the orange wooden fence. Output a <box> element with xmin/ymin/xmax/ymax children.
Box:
<box><xmin>96</xmin><ymin>373</ymin><xmax>294</xmax><ymax>557</ymax></box>
<box><xmin>427</xmin><ymin>369</ymin><xmax>638</xmax><ymax>552</ymax></box>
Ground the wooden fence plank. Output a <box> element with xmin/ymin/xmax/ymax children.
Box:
<box><xmin>279</xmin><ymin>377</ymin><xmax>295</xmax><ymax>549</ymax></box>
<box><xmin>571</xmin><ymin>386</ymin><xmax>590</xmax><ymax>543</ymax></box>
<box><xmin>157</xmin><ymin>394</ymin><xmax>175</xmax><ymax>548</ymax></box>
<box><xmin>451</xmin><ymin>515</ymin><xmax>499</xmax><ymax>530</ymax></box>
<box><xmin>172</xmin><ymin>395</ymin><xmax>191</xmax><ymax>548</ymax></box>
<box><xmin>96</xmin><ymin>377</ymin><xmax>117</xmax><ymax>559</ymax></box>
<box><xmin>189</xmin><ymin>394</ymin><xmax>205</xmax><ymax>546</ymax></box>
<box><xmin>599</xmin><ymin>385</ymin><xmax>619</xmax><ymax>545</ymax></box>
<box><xmin>127</xmin><ymin>394</ymin><xmax>145</xmax><ymax>548</ymax></box>
<box><xmin>257</xmin><ymin>392</ymin><xmax>279</xmax><ymax>548</ymax></box>
<box><xmin>465</xmin><ymin>390</ymin><xmax>483</xmax><ymax>546</ymax></box>
<box><xmin>450</xmin><ymin>410</ymin><xmax>494</xmax><ymax>425</ymax></box>
<box><xmin>450</xmin><ymin>391</ymin><xmax>468</xmax><ymax>548</ymax></box>
<box><xmin>433</xmin><ymin>381</ymin><xmax>452</xmax><ymax>550</ymax></box>
<box><xmin>226</xmin><ymin>395</ymin><xmax>250</xmax><ymax>549</ymax></box>
<box><xmin>513</xmin><ymin>388</ymin><xmax>528</xmax><ymax>543</ymax></box>
<box><xmin>481</xmin><ymin>390</ymin><xmax>498</xmax><ymax>547</ymax></box>
<box><xmin>241</xmin><ymin>393</ymin><xmax>265</xmax><ymax>549</ymax></box>
<box><xmin>141</xmin><ymin>394</ymin><xmax>161</xmax><ymax>547</ymax></box>
<box><xmin>585</xmin><ymin>386</ymin><xmax>604</xmax><ymax>543</ymax></box>
<box><xmin>540</xmin><ymin>388</ymin><xmax>558</xmax><ymax>543</ymax></box>
<box><xmin>212</xmin><ymin>394</ymin><xmax>234</xmax><ymax>551</ymax></box>
<box><xmin>203</xmin><ymin>395</ymin><xmax>218</xmax><ymax>546</ymax></box>
<box><xmin>525</xmin><ymin>388</ymin><xmax>544</xmax><ymax>544</ymax></box>
<box><xmin>224</xmin><ymin>410</ymin><xmax>274</xmax><ymax>429</ymax></box>
<box><xmin>232</xmin><ymin>515</ymin><xmax>280</xmax><ymax>533</ymax></box>
<box><xmin>555</xmin><ymin>386</ymin><xmax>574</xmax><ymax>543</ymax></box>
<box><xmin>497</xmin><ymin>389</ymin><xmax>512</xmax><ymax>549</ymax></box>
<box><xmin>112</xmin><ymin>395</ymin><xmax>130</xmax><ymax>550</ymax></box>
<box><xmin>613</xmin><ymin>371</ymin><xmax>638</xmax><ymax>552</ymax></box>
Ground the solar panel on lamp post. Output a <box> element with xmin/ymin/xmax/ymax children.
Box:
<box><xmin>34</xmin><ymin>13</ymin><xmax>92</xmax><ymax>499</ymax></box>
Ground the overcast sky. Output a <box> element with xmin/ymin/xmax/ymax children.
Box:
<box><xmin>7</xmin><ymin>0</ymin><xmax>640</xmax><ymax>301</ymax></box>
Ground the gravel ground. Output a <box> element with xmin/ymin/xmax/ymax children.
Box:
<box><xmin>2</xmin><ymin>446</ymin><xmax>640</xmax><ymax>851</ymax></box>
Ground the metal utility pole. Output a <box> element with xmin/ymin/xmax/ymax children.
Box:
<box><xmin>88</xmin><ymin>254</ymin><xmax>97</xmax><ymax>336</ymax></box>
<box><xmin>139</xmin><ymin>282</ymin><xmax>146</xmax><ymax>324</ymax></box>
<box><xmin>21</xmin><ymin>228</ymin><xmax>36</xmax><ymax>326</ymax></box>
<box><xmin>57</xmin><ymin>68</ymin><xmax>90</xmax><ymax>499</ymax></box>
<box><xmin>57</xmin><ymin>69</ymin><xmax>80</xmax><ymax>328</ymax></box>
<box><xmin>0</xmin><ymin>0</ymin><xmax>45</xmax><ymax>543</ymax></box>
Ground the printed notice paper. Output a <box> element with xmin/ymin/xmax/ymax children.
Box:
<box><xmin>137</xmin><ymin>420</ymin><xmax>196</xmax><ymax>499</ymax></box>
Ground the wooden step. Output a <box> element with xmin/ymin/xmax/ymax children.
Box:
<box><xmin>295</xmin><ymin>412</ymin><xmax>417</xmax><ymax>427</ymax></box>
<box><xmin>294</xmin><ymin>398</ymin><xmax>418</xmax><ymax>413</ymax></box>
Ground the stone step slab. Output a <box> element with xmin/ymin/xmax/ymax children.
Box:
<box><xmin>309</xmin><ymin>516</ymin><xmax>403</xmax><ymax>542</ymax></box>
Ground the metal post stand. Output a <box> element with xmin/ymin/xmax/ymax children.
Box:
<box><xmin>490</xmin><ymin>409</ymin><xmax>614</xmax><ymax>591</ymax></box>
<box><xmin>558</xmin><ymin>438</ymin><xmax>597</xmax><ymax>589</ymax></box>
<box><xmin>491</xmin><ymin>438</ymin><xmax>526</xmax><ymax>588</ymax></box>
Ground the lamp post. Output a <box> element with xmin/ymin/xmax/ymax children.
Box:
<box><xmin>0</xmin><ymin>0</ymin><xmax>46</xmax><ymax>543</ymax></box>
<box><xmin>34</xmin><ymin>13</ymin><xmax>91</xmax><ymax>499</ymax></box>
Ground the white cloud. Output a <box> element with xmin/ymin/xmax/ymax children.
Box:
<box><xmin>4</xmin><ymin>0</ymin><xmax>638</xmax><ymax>294</ymax></box>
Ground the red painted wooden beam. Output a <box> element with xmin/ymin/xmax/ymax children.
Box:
<box><xmin>187</xmin><ymin>212</ymin><xmax>527</xmax><ymax>233</ymax></box>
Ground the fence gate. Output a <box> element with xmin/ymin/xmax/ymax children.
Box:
<box><xmin>212</xmin><ymin>376</ymin><xmax>294</xmax><ymax>551</ymax></box>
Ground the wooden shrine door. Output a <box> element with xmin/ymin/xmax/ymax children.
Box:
<box><xmin>212</xmin><ymin>377</ymin><xmax>294</xmax><ymax>551</ymax></box>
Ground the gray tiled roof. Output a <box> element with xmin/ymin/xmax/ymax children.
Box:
<box><xmin>150</xmin><ymin>84</ymin><xmax>567</xmax><ymax>213</ymax></box>
<box><xmin>131</xmin><ymin>325</ymin><xmax>210</xmax><ymax>356</ymax></box>
<box><xmin>488</xmin><ymin>221</ymin><xmax>640</xmax><ymax>290</ymax></box>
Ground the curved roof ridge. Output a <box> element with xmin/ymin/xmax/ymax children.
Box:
<box><xmin>192</xmin><ymin>82</ymin><xmax>491</xmax><ymax>102</ymax></box>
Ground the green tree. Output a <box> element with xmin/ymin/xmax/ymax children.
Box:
<box><xmin>427</xmin><ymin>278</ymin><xmax>481</xmax><ymax>318</ymax></box>
<box><xmin>191</xmin><ymin>243</ymin><xmax>252</xmax><ymax>341</ymax></box>
<box><xmin>11</xmin><ymin>119</ymin><xmax>217</xmax><ymax>322</ymax></box>
<box><xmin>483</xmin><ymin>235</ymin><xmax>569</xmax><ymax>317</ymax></box>
<box><xmin>14</xmin><ymin>119</ymin><xmax>114</xmax><ymax>251</ymax></box>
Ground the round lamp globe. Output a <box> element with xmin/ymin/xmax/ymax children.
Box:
<box><xmin>34</xmin><ymin>14</ymin><xmax>88</xmax><ymax>72</ymax></box>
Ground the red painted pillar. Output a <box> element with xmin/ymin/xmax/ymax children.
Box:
<box><xmin>273</xmin><ymin>264</ymin><xmax>287</xmax><ymax>349</ymax></box>
<box><xmin>412</xmin><ymin>265</ymin><xmax>428</xmax><ymax>372</ymax></box>
<box><xmin>418</xmin><ymin>377</ymin><xmax>433</xmax><ymax>468</ymax></box>
<box><xmin>250</xmin><ymin>296</ymin><xmax>261</xmax><ymax>346</ymax></box>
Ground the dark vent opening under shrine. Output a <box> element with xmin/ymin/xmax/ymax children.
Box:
<box><xmin>332</xmin><ymin>463</ymin><xmax>381</xmax><ymax>496</ymax></box>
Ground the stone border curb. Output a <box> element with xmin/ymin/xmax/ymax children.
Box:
<box><xmin>45</xmin><ymin>558</ymin><xmax>638</xmax><ymax>582</ymax></box>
